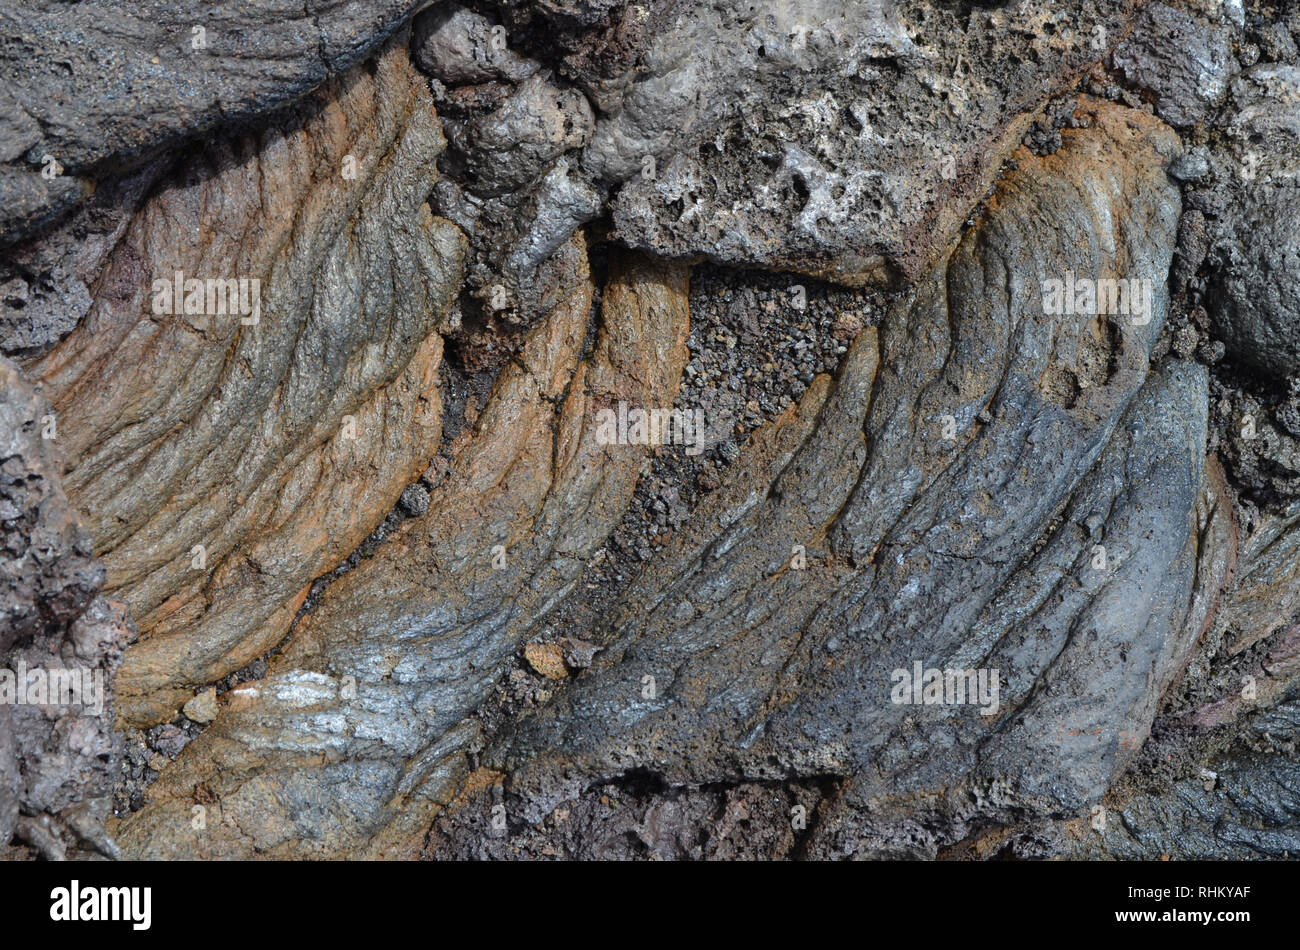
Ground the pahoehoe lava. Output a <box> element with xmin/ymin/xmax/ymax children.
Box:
<box><xmin>3</xmin><ymin>0</ymin><xmax>1300</xmax><ymax>861</ymax></box>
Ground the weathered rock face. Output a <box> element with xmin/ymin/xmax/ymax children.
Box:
<box><xmin>5</xmin><ymin>0</ymin><xmax>1300</xmax><ymax>863</ymax></box>
<box><xmin>441</xmin><ymin>99</ymin><xmax>1210</xmax><ymax>858</ymax></box>
<box><xmin>1080</xmin><ymin>697</ymin><xmax>1300</xmax><ymax>859</ymax></box>
<box><xmin>115</xmin><ymin>243</ymin><xmax>692</xmax><ymax>858</ymax></box>
<box><xmin>0</xmin><ymin>0</ymin><xmax>439</xmax><ymax>245</ymax></box>
<box><xmin>1204</xmin><ymin>64</ymin><xmax>1300</xmax><ymax>379</ymax></box>
<box><xmin>604</xmin><ymin>0</ymin><xmax>1133</xmax><ymax>284</ymax></box>
<box><xmin>0</xmin><ymin>358</ymin><xmax>101</xmax><ymax>655</ymax></box>
<box><xmin>2</xmin><ymin>597</ymin><xmax>134</xmax><ymax>860</ymax></box>
<box><xmin>0</xmin><ymin>356</ymin><xmax>128</xmax><ymax>859</ymax></box>
<box><xmin>0</xmin><ymin>163</ymin><xmax>168</xmax><ymax>361</ymax></box>
<box><xmin>1111</xmin><ymin>2</ymin><xmax>1235</xmax><ymax>129</ymax></box>
<box><xmin>417</xmin><ymin>0</ymin><xmax>1142</xmax><ymax>319</ymax></box>
<box><xmin>19</xmin><ymin>38</ymin><xmax>465</xmax><ymax>727</ymax></box>
<box><xmin>1056</xmin><ymin>495</ymin><xmax>1300</xmax><ymax>860</ymax></box>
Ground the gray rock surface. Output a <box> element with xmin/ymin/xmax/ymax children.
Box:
<box><xmin>4</xmin><ymin>596</ymin><xmax>133</xmax><ymax>860</ymax></box>
<box><xmin>0</xmin><ymin>0</ymin><xmax>437</xmax><ymax>244</ymax></box>
<box><xmin>413</xmin><ymin>3</ymin><xmax>540</xmax><ymax>84</ymax></box>
<box><xmin>1205</xmin><ymin>65</ymin><xmax>1300</xmax><ymax>379</ymax></box>
<box><xmin>0</xmin><ymin>357</ymin><xmax>102</xmax><ymax>654</ymax></box>
<box><xmin>446</xmin><ymin>72</ymin><xmax>595</xmax><ymax>196</ymax></box>
<box><xmin>452</xmin><ymin>101</ymin><xmax>1202</xmax><ymax>858</ymax></box>
<box><xmin>1111</xmin><ymin>2</ymin><xmax>1235</xmax><ymax>129</ymax></box>
<box><xmin>0</xmin><ymin>161</ymin><xmax>166</xmax><ymax>359</ymax></box>
<box><xmin>603</xmin><ymin>0</ymin><xmax>1128</xmax><ymax>283</ymax></box>
<box><xmin>0</xmin><ymin>355</ymin><xmax>128</xmax><ymax>859</ymax></box>
<box><xmin>416</xmin><ymin>0</ymin><xmax>1138</xmax><ymax>318</ymax></box>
